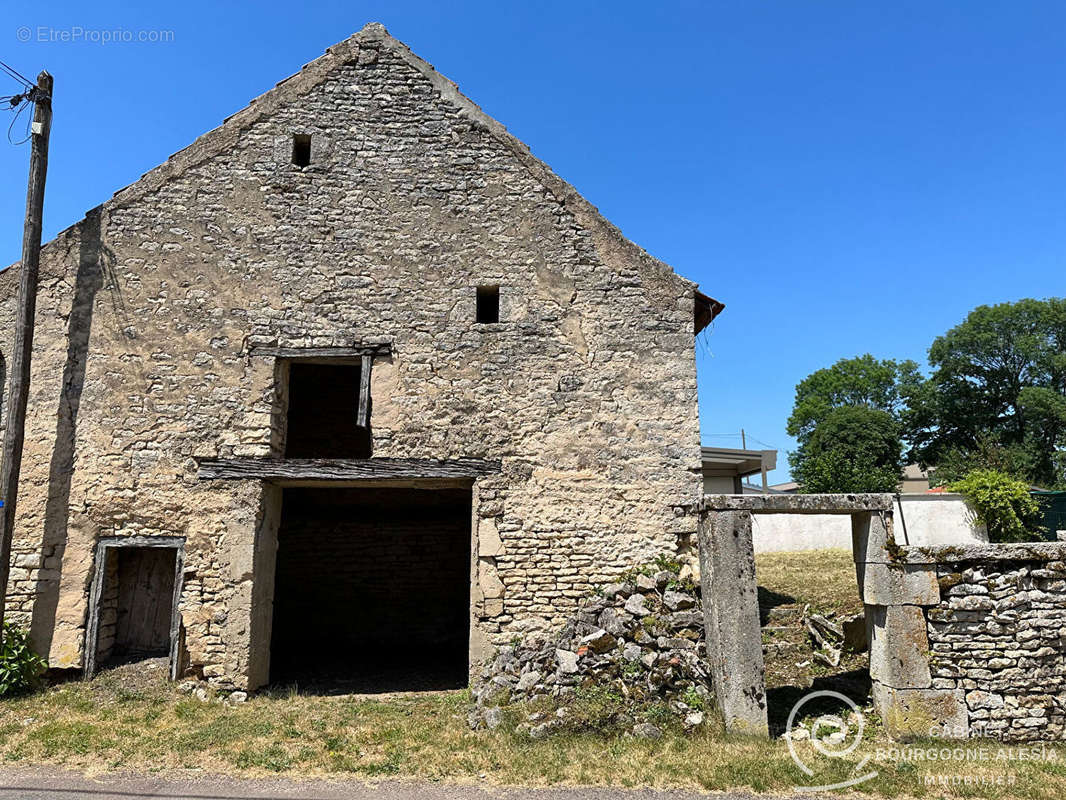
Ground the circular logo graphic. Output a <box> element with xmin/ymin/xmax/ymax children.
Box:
<box><xmin>786</xmin><ymin>690</ymin><xmax>878</xmax><ymax>792</ymax></box>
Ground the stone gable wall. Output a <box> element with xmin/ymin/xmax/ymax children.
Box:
<box><xmin>0</xmin><ymin>30</ymin><xmax>704</xmax><ymax>688</ymax></box>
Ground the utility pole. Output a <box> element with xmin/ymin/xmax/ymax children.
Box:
<box><xmin>0</xmin><ymin>71</ymin><xmax>53</xmax><ymax>640</ymax></box>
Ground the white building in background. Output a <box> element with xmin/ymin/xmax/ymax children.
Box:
<box><xmin>701</xmin><ymin>447</ymin><xmax>777</xmax><ymax>494</ymax></box>
<box><xmin>700</xmin><ymin>449</ymin><xmax>983</xmax><ymax>553</ymax></box>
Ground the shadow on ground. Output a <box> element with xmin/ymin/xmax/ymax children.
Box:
<box><xmin>268</xmin><ymin>649</ymin><xmax>468</xmax><ymax>696</ymax></box>
<box><xmin>757</xmin><ymin>586</ymin><xmax>796</xmax><ymax>626</ymax></box>
<box><xmin>766</xmin><ymin>668</ymin><xmax>872</xmax><ymax>735</ymax></box>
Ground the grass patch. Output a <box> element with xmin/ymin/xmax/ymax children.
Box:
<box><xmin>755</xmin><ymin>547</ymin><xmax>862</xmax><ymax>618</ymax></box>
<box><xmin>0</xmin><ymin>668</ymin><xmax>1061</xmax><ymax>798</ymax></box>
<box><xmin>0</xmin><ymin>572</ymin><xmax>1062</xmax><ymax>800</ymax></box>
<box><xmin>756</xmin><ymin>548</ymin><xmax>869</xmax><ymax>697</ymax></box>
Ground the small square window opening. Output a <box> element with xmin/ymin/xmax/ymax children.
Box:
<box><xmin>476</xmin><ymin>285</ymin><xmax>500</xmax><ymax>324</ymax></box>
<box><xmin>291</xmin><ymin>134</ymin><xmax>312</xmax><ymax>167</ymax></box>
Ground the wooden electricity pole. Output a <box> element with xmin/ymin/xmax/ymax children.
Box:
<box><xmin>0</xmin><ymin>71</ymin><xmax>53</xmax><ymax>640</ymax></box>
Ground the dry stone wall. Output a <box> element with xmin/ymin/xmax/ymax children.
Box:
<box><xmin>0</xmin><ymin>24</ymin><xmax>706</xmax><ymax>689</ymax></box>
<box><xmin>926</xmin><ymin>546</ymin><xmax>1066</xmax><ymax>741</ymax></box>
<box><xmin>867</xmin><ymin>541</ymin><xmax>1066</xmax><ymax>742</ymax></box>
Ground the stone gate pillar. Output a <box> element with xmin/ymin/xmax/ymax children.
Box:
<box><xmin>697</xmin><ymin>507</ymin><xmax>768</xmax><ymax>736</ymax></box>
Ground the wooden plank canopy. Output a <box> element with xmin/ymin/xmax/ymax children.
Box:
<box><xmin>197</xmin><ymin>457</ymin><xmax>502</xmax><ymax>482</ymax></box>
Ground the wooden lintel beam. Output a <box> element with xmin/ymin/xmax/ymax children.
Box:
<box><xmin>197</xmin><ymin>457</ymin><xmax>502</xmax><ymax>482</ymax></box>
<box><xmin>249</xmin><ymin>345</ymin><xmax>392</xmax><ymax>359</ymax></box>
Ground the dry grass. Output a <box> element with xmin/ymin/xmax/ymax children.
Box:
<box><xmin>756</xmin><ymin>548</ymin><xmax>868</xmax><ymax>697</ymax></box>
<box><xmin>755</xmin><ymin>547</ymin><xmax>864</xmax><ymax>618</ymax></box>
<box><xmin>0</xmin><ymin>550</ymin><xmax>1061</xmax><ymax>798</ymax></box>
<box><xmin>0</xmin><ymin>661</ymin><xmax>1062</xmax><ymax>798</ymax></box>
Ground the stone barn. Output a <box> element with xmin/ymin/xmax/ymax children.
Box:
<box><xmin>0</xmin><ymin>23</ymin><xmax>722</xmax><ymax>691</ymax></box>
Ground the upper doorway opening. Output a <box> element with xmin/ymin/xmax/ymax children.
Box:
<box><xmin>285</xmin><ymin>362</ymin><xmax>371</xmax><ymax>458</ymax></box>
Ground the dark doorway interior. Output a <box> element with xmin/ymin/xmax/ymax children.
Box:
<box><xmin>97</xmin><ymin>547</ymin><xmax>177</xmax><ymax>666</ymax></box>
<box><xmin>270</xmin><ymin>487</ymin><xmax>471</xmax><ymax>693</ymax></box>
<box><xmin>285</xmin><ymin>362</ymin><xmax>371</xmax><ymax>458</ymax></box>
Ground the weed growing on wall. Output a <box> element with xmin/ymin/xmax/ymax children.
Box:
<box><xmin>0</xmin><ymin>624</ymin><xmax>46</xmax><ymax>697</ymax></box>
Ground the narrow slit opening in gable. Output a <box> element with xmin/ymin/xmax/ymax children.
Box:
<box><xmin>291</xmin><ymin>134</ymin><xmax>312</xmax><ymax>167</ymax></box>
<box><xmin>476</xmin><ymin>285</ymin><xmax>500</xmax><ymax>324</ymax></box>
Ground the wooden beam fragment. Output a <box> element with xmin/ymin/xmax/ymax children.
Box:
<box><xmin>196</xmin><ymin>457</ymin><xmax>502</xmax><ymax>482</ymax></box>
<box><xmin>249</xmin><ymin>345</ymin><xmax>391</xmax><ymax>359</ymax></box>
<box><xmin>357</xmin><ymin>354</ymin><xmax>371</xmax><ymax>428</ymax></box>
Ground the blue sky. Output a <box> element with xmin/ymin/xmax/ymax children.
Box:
<box><xmin>1</xmin><ymin>1</ymin><xmax>1063</xmax><ymax>482</ymax></box>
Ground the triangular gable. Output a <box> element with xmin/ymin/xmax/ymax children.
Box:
<box><xmin>21</xmin><ymin>23</ymin><xmax>723</xmax><ymax>329</ymax></box>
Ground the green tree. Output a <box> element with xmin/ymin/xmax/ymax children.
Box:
<box><xmin>791</xmin><ymin>406</ymin><xmax>903</xmax><ymax>493</ymax></box>
<box><xmin>787</xmin><ymin>354</ymin><xmax>923</xmax><ymax>445</ymax></box>
<box><xmin>787</xmin><ymin>355</ymin><xmax>915</xmax><ymax>492</ymax></box>
<box><xmin>907</xmin><ymin>298</ymin><xmax>1066</xmax><ymax>488</ymax></box>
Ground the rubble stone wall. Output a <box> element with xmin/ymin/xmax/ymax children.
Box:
<box><xmin>0</xmin><ymin>25</ymin><xmax>705</xmax><ymax>688</ymax></box>
<box><xmin>867</xmin><ymin>540</ymin><xmax>1066</xmax><ymax>742</ymax></box>
<box><xmin>926</xmin><ymin>548</ymin><xmax>1066</xmax><ymax>741</ymax></box>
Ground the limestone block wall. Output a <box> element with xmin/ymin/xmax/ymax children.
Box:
<box><xmin>0</xmin><ymin>24</ymin><xmax>706</xmax><ymax>688</ymax></box>
<box><xmin>863</xmin><ymin>540</ymin><xmax>1066</xmax><ymax>741</ymax></box>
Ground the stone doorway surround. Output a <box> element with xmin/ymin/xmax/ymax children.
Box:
<box><xmin>83</xmin><ymin>536</ymin><xmax>186</xmax><ymax>681</ymax></box>
<box><xmin>699</xmin><ymin>493</ymin><xmax>1066</xmax><ymax>742</ymax></box>
<box><xmin>697</xmin><ymin>493</ymin><xmax>895</xmax><ymax>737</ymax></box>
<box><xmin>195</xmin><ymin>456</ymin><xmax>503</xmax><ymax>690</ymax></box>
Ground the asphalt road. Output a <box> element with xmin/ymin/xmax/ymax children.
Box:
<box><xmin>0</xmin><ymin>766</ymin><xmax>814</xmax><ymax>800</ymax></box>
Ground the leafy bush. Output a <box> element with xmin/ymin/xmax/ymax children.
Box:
<box><xmin>949</xmin><ymin>469</ymin><xmax>1044</xmax><ymax>543</ymax></box>
<box><xmin>0</xmin><ymin>623</ymin><xmax>46</xmax><ymax>697</ymax></box>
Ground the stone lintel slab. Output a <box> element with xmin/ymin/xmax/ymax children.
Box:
<box><xmin>701</xmin><ymin>493</ymin><xmax>893</xmax><ymax>513</ymax></box>
<box><xmin>872</xmin><ymin>683</ymin><xmax>969</xmax><ymax>741</ymax></box>
<box><xmin>894</xmin><ymin>542</ymin><xmax>1066</xmax><ymax>566</ymax></box>
<box><xmin>858</xmin><ymin>562</ymin><xmax>940</xmax><ymax>606</ymax></box>
<box><xmin>698</xmin><ymin>509</ymin><xmax>768</xmax><ymax>737</ymax></box>
<box><xmin>868</xmin><ymin>604</ymin><xmax>932</xmax><ymax>689</ymax></box>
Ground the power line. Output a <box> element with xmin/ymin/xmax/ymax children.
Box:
<box><xmin>0</xmin><ymin>59</ymin><xmax>34</xmax><ymax>90</ymax></box>
<box><xmin>6</xmin><ymin>98</ymin><xmax>33</xmax><ymax>145</ymax></box>
<box><xmin>703</xmin><ymin>432</ymin><xmax>783</xmax><ymax>451</ymax></box>
<box><xmin>0</xmin><ymin>63</ymin><xmax>47</xmax><ymax>146</ymax></box>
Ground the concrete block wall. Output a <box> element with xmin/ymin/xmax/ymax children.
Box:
<box><xmin>753</xmin><ymin>494</ymin><xmax>987</xmax><ymax>554</ymax></box>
